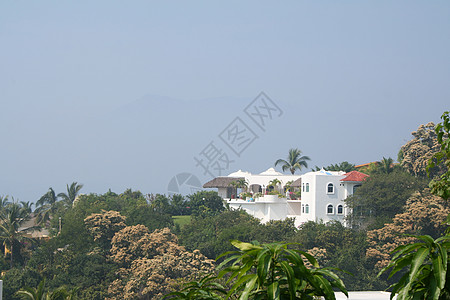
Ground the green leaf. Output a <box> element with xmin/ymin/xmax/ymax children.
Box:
<box><xmin>256</xmin><ymin>252</ymin><xmax>271</xmax><ymax>285</ymax></box>
<box><xmin>315</xmin><ymin>269</ymin><xmax>348</xmax><ymax>297</ymax></box>
<box><xmin>267</xmin><ymin>281</ymin><xmax>280</xmax><ymax>300</ymax></box>
<box><xmin>406</xmin><ymin>247</ymin><xmax>430</xmax><ymax>290</ymax></box>
<box><xmin>314</xmin><ymin>275</ymin><xmax>335</xmax><ymax>300</ymax></box>
<box><xmin>239</xmin><ymin>276</ymin><xmax>258</xmax><ymax>300</ymax></box>
<box><xmin>280</xmin><ymin>260</ymin><xmax>297</xmax><ymax>300</ymax></box>
<box><xmin>431</xmin><ymin>245</ymin><xmax>446</xmax><ymax>290</ymax></box>
<box><xmin>231</xmin><ymin>240</ymin><xmax>263</xmax><ymax>251</ymax></box>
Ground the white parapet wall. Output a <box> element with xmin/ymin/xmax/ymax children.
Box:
<box><xmin>227</xmin><ymin>195</ymin><xmax>303</xmax><ymax>227</ymax></box>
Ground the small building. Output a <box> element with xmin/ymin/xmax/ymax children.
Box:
<box><xmin>204</xmin><ymin>168</ymin><xmax>368</xmax><ymax>227</ymax></box>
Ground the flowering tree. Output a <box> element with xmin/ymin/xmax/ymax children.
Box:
<box><xmin>366</xmin><ymin>189</ymin><xmax>450</xmax><ymax>269</ymax></box>
<box><xmin>400</xmin><ymin>122</ymin><xmax>443</xmax><ymax>177</ymax></box>
<box><xmin>379</xmin><ymin>112</ymin><xmax>450</xmax><ymax>299</ymax></box>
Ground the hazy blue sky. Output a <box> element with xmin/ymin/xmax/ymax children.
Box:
<box><xmin>1</xmin><ymin>1</ymin><xmax>449</xmax><ymax>202</ymax></box>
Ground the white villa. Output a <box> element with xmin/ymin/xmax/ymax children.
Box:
<box><xmin>203</xmin><ymin>167</ymin><xmax>368</xmax><ymax>227</ymax></box>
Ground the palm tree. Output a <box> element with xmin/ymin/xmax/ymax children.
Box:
<box><xmin>0</xmin><ymin>201</ymin><xmax>34</xmax><ymax>267</ymax></box>
<box><xmin>20</xmin><ymin>201</ymin><xmax>34</xmax><ymax>214</ymax></box>
<box><xmin>58</xmin><ymin>182</ymin><xmax>83</xmax><ymax>207</ymax></box>
<box><xmin>16</xmin><ymin>279</ymin><xmax>47</xmax><ymax>300</ymax></box>
<box><xmin>16</xmin><ymin>279</ymin><xmax>74</xmax><ymax>300</ymax></box>
<box><xmin>275</xmin><ymin>148</ymin><xmax>310</xmax><ymax>174</ymax></box>
<box><xmin>379</xmin><ymin>157</ymin><xmax>394</xmax><ymax>174</ymax></box>
<box><xmin>36</xmin><ymin>188</ymin><xmax>59</xmax><ymax>225</ymax></box>
<box><xmin>0</xmin><ymin>195</ymin><xmax>10</xmax><ymax>209</ymax></box>
<box><xmin>231</xmin><ymin>179</ymin><xmax>248</xmax><ymax>191</ymax></box>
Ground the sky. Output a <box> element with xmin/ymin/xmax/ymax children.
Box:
<box><xmin>1</xmin><ymin>1</ymin><xmax>449</xmax><ymax>203</ymax></box>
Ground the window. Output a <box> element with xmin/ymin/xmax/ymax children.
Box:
<box><xmin>327</xmin><ymin>204</ymin><xmax>334</xmax><ymax>214</ymax></box>
<box><xmin>337</xmin><ymin>204</ymin><xmax>343</xmax><ymax>215</ymax></box>
<box><xmin>306</xmin><ymin>183</ymin><xmax>309</xmax><ymax>192</ymax></box>
<box><xmin>305</xmin><ymin>204</ymin><xmax>309</xmax><ymax>213</ymax></box>
<box><xmin>353</xmin><ymin>185</ymin><xmax>361</xmax><ymax>194</ymax></box>
<box><xmin>302</xmin><ymin>183</ymin><xmax>305</xmax><ymax>192</ymax></box>
<box><xmin>302</xmin><ymin>204</ymin><xmax>305</xmax><ymax>213</ymax></box>
<box><xmin>327</xmin><ymin>183</ymin><xmax>334</xmax><ymax>194</ymax></box>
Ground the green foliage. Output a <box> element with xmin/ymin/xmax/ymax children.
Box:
<box><xmin>377</xmin><ymin>112</ymin><xmax>450</xmax><ymax>300</ymax></box>
<box><xmin>216</xmin><ymin>240</ymin><xmax>348</xmax><ymax>299</ymax></box>
<box><xmin>16</xmin><ymin>279</ymin><xmax>79</xmax><ymax>300</ymax></box>
<box><xmin>170</xmin><ymin>194</ymin><xmax>190</xmax><ymax>215</ymax></box>
<box><xmin>25</xmin><ymin>239</ymin><xmax>117</xmax><ymax>299</ymax></box>
<box><xmin>231</xmin><ymin>179</ymin><xmax>249</xmax><ymax>190</ymax></box>
<box><xmin>163</xmin><ymin>274</ymin><xmax>227</xmax><ymax>300</ymax></box>
<box><xmin>186</xmin><ymin>191</ymin><xmax>225</xmax><ymax>218</ymax></box>
<box><xmin>55</xmin><ymin>189</ymin><xmax>172</xmax><ymax>251</ymax></box>
<box><xmin>379</xmin><ymin>234</ymin><xmax>450</xmax><ymax>300</ymax></box>
<box><xmin>58</xmin><ymin>182</ymin><xmax>83</xmax><ymax>208</ymax></box>
<box><xmin>313</xmin><ymin>161</ymin><xmax>356</xmax><ymax>173</ymax></box>
<box><xmin>428</xmin><ymin>111</ymin><xmax>450</xmax><ymax>200</ymax></box>
<box><xmin>180</xmin><ymin>210</ymin><xmax>263</xmax><ymax>259</ymax></box>
<box><xmin>292</xmin><ymin>221</ymin><xmax>383</xmax><ymax>291</ymax></box>
<box><xmin>378</xmin><ymin>157</ymin><xmax>395</xmax><ymax>174</ymax></box>
<box><xmin>2</xmin><ymin>267</ymin><xmax>42</xmax><ymax>300</ymax></box>
<box><xmin>0</xmin><ymin>201</ymin><xmax>35</xmax><ymax>267</ymax></box>
<box><xmin>126</xmin><ymin>203</ymin><xmax>173</xmax><ymax>231</ymax></box>
<box><xmin>345</xmin><ymin>170</ymin><xmax>427</xmax><ymax>229</ymax></box>
<box><xmin>275</xmin><ymin>148</ymin><xmax>310</xmax><ymax>174</ymax></box>
<box><xmin>149</xmin><ymin>193</ymin><xmax>172</xmax><ymax>214</ymax></box>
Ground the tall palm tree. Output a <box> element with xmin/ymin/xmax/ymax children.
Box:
<box><xmin>36</xmin><ymin>188</ymin><xmax>59</xmax><ymax>225</ymax></box>
<box><xmin>0</xmin><ymin>202</ymin><xmax>33</xmax><ymax>267</ymax></box>
<box><xmin>379</xmin><ymin>157</ymin><xmax>394</xmax><ymax>174</ymax></box>
<box><xmin>0</xmin><ymin>195</ymin><xmax>10</xmax><ymax>208</ymax></box>
<box><xmin>275</xmin><ymin>148</ymin><xmax>311</xmax><ymax>174</ymax></box>
<box><xmin>58</xmin><ymin>182</ymin><xmax>83</xmax><ymax>207</ymax></box>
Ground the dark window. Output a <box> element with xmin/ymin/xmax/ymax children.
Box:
<box><xmin>327</xmin><ymin>204</ymin><xmax>334</xmax><ymax>214</ymax></box>
<box><xmin>327</xmin><ymin>183</ymin><xmax>334</xmax><ymax>194</ymax></box>
<box><xmin>337</xmin><ymin>205</ymin><xmax>343</xmax><ymax>214</ymax></box>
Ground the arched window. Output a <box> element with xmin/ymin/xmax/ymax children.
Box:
<box><xmin>337</xmin><ymin>204</ymin><xmax>343</xmax><ymax>215</ymax></box>
<box><xmin>305</xmin><ymin>204</ymin><xmax>309</xmax><ymax>214</ymax></box>
<box><xmin>306</xmin><ymin>183</ymin><xmax>310</xmax><ymax>192</ymax></box>
<box><xmin>327</xmin><ymin>183</ymin><xmax>334</xmax><ymax>194</ymax></box>
<box><xmin>302</xmin><ymin>204</ymin><xmax>305</xmax><ymax>213</ymax></box>
<box><xmin>327</xmin><ymin>204</ymin><xmax>334</xmax><ymax>214</ymax></box>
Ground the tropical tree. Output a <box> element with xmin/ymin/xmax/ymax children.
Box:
<box><xmin>379</xmin><ymin>234</ymin><xmax>450</xmax><ymax>300</ymax></box>
<box><xmin>231</xmin><ymin>178</ymin><xmax>248</xmax><ymax>192</ymax></box>
<box><xmin>16</xmin><ymin>279</ymin><xmax>47</xmax><ymax>300</ymax></box>
<box><xmin>58</xmin><ymin>182</ymin><xmax>83</xmax><ymax>207</ymax></box>
<box><xmin>379</xmin><ymin>112</ymin><xmax>450</xmax><ymax>299</ymax></box>
<box><xmin>219</xmin><ymin>240</ymin><xmax>347</xmax><ymax>299</ymax></box>
<box><xmin>428</xmin><ymin>111</ymin><xmax>450</xmax><ymax>200</ymax></box>
<box><xmin>275</xmin><ymin>148</ymin><xmax>310</xmax><ymax>175</ymax></box>
<box><xmin>163</xmin><ymin>274</ymin><xmax>227</xmax><ymax>300</ymax></box>
<box><xmin>400</xmin><ymin>122</ymin><xmax>443</xmax><ymax>177</ymax></box>
<box><xmin>267</xmin><ymin>178</ymin><xmax>282</xmax><ymax>193</ymax></box>
<box><xmin>313</xmin><ymin>161</ymin><xmax>356</xmax><ymax>173</ymax></box>
<box><xmin>35</xmin><ymin>188</ymin><xmax>59</xmax><ymax>225</ymax></box>
<box><xmin>378</xmin><ymin>157</ymin><xmax>395</xmax><ymax>174</ymax></box>
<box><xmin>16</xmin><ymin>279</ymin><xmax>75</xmax><ymax>300</ymax></box>
<box><xmin>0</xmin><ymin>201</ymin><xmax>34</xmax><ymax>267</ymax></box>
<box><xmin>0</xmin><ymin>195</ymin><xmax>10</xmax><ymax>208</ymax></box>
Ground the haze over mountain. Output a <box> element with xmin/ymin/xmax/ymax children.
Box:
<box><xmin>1</xmin><ymin>1</ymin><xmax>449</xmax><ymax>202</ymax></box>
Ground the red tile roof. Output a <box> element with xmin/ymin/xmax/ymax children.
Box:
<box><xmin>340</xmin><ymin>171</ymin><xmax>369</xmax><ymax>182</ymax></box>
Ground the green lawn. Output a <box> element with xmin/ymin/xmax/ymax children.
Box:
<box><xmin>172</xmin><ymin>215</ymin><xmax>191</xmax><ymax>227</ymax></box>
